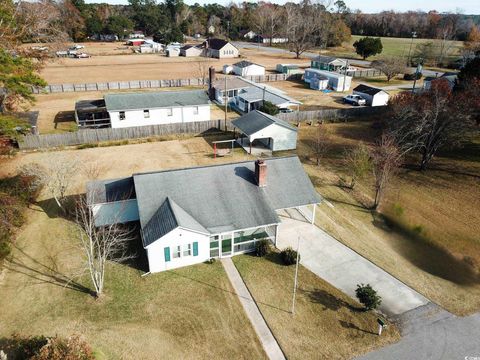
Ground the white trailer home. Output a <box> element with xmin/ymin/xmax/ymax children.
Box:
<box><xmin>104</xmin><ymin>90</ymin><xmax>211</xmax><ymax>129</ymax></box>
<box><xmin>232</xmin><ymin>61</ymin><xmax>265</xmax><ymax>77</ymax></box>
<box><xmin>87</xmin><ymin>156</ymin><xmax>321</xmax><ymax>273</ymax></box>
<box><xmin>353</xmin><ymin>84</ymin><xmax>389</xmax><ymax>106</ymax></box>
<box><xmin>304</xmin><ymin>68</ymin><xmax>352</xmax><ymax>92</ymax></box>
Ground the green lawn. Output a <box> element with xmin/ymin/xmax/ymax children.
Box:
<box><xmin>0</xmin><ymin>206</ymin><xmax>267</xmax><ymax>359</ymax></box>
<box><xmin>232</xmin><ymin>253</ymin><xmax>400</xmax><ymax>360</ymax></box>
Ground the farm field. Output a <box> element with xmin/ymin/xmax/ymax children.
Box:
<box><xmin>325</xmin><ymin>35</ymin><xmax>464</xmax><ymax>62</ymax></box>
<box><xmin>233</xmin><ymin>253</ymin><xmax>400</xmax><ymax>360</ymax></box>
<box><xmin>296</xmin><ymin>122</ymin><xmax>480</xmax><ymax>315</ymax></box>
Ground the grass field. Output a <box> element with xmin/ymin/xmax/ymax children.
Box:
<box><xmin>296</xmin><ymin>122</ymin><xmax>480</xmax><ymax>315</ymax></box>
<box><xmin>233</xmin><ymin>253</ymin><xmax>400</xmax><ymax>359</ymax></box>
<box><xmin>325</xmin><ymin>35</ymin><xmax>464</xmax><ymax>63</ymax></box>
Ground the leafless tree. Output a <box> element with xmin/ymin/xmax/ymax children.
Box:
<box><xmin>194</xmin><ymin>60</ymin><xmax>210</xmax><ymax>88</ymax></box>
<box><xmin>253</xmin><ymin>2</ymin><xmax>284</xmax><ymax>46</ymax></box>
<box><xmin>75</xmin><ymin>192</ymin><xmax>136</xmax><ymax>297</ymax></box>
<box><xmin>20</xmin><ymin>156</ymin><xmax>80</xmax><ymax>211</ymax></box>
<box><xmin>344</xmin><ymin>142</ymin><xmax>371</xmax><ymax>189</ymax></box>
<box><xmin>370</xmin><ymin>135</ymin><xmax>401</xmax><ymax>209</ymax></box>
<box><xmin>313</xmin><ymin>124</ymin><xmax>331</xmax><ymax>166</ymax></box>
<box><xmin>371</xmin><ymin>57</ymin><xmax>406</xmax><ymax>82</ymax></box>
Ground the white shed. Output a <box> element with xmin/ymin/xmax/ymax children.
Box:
<box><xmin>353</xmin><ymin>84</ymin><xmax>389</xmax><ymax>106</ymax></box>
<box><xmin>304</xmin><ymin>68</ymin><xmax>352</xmax><ymax>92</ymax></box>
<box><xmin>232</xmin><ymin>61</ymin><xmax>265</xmax><ymax>77</ymax></box>
<box><xmin>180</xmin><ymin>45</ymin><xmax>204</xmax><ymax>57</ymax></box>
<box><xmin>310</xmin><ymin>76</ymin><xmax>329</xmax><ymax>90</ymax></box>
<box><xmin>223</xmin><ymin>64</ymin><xmax>234</xmax><ymax>74</ymax></box>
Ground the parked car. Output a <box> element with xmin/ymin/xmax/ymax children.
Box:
<box><xmin>278</xmin><ymin>108</ymin><xmax>294</xmax><ymax>113</ymax></box>
<box><xmin>75</xmin><ymin>53</ymin><xmax>90</xmax><ymax>58</ymax></box>
<box><xmin>70</xmin><ymin>44</ymin><xmax>85</xmax><ymax>50</ymax></box>
<box><xmin>342</xmin><ymin>94</ymin><xmax>366</xmax><ymax>106</ymax></box>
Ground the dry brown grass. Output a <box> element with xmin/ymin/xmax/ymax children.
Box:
<box><xmin>296</xmin><ymin>122</ymin><xmax>480</xmax><ymax>315</ymax></box>
<box><xmin>233</xmin><ymin>253</ymin><xmax>400</xmax><ymax>360</ymax></box>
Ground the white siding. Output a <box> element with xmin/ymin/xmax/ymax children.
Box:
<box><xmin>304</xmin><ymin>68</ymin><xmax>352</xmax><ymax>91</ymax></box>
<box><xmin>232</xmin><ymin>64</ymin><xmax>265</xmax><ymax>77</ymax></box>
<box><xmin>146</xmin><ymin>227</ymin><xmax>210</xmax><ymax>273</ymax></box>
<box><xmin>250</xmin><ymin>123</ymin><xmax>297</xmax><ymax>151</ymax></box>
<box><xmin>109</xmin><ymin>105</ymin><xmax>211</xmax><ymax>128</ymax></box>
<box><xmin>208</xmin><ymin>43</ymin><xmax>239</xmax><ymax>58</ymax></box>
<box><xmin>353</xmin><ymin>91</ymin><xmax>389</xmax><ymax>107</ymax></box>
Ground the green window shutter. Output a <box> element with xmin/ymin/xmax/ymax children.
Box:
<box><xmin>193</xmin><ymin>242</ymin><xmax>198</xmax><ymax>256</ymax></box>
<box><xmin>164</xmin><ymin>247</ymin><xmax>171</xmax><ymax>262</ymax></box>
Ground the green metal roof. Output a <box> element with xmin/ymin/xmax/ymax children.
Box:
<box><xmin>104</xmin><ymin>90</ymin><xmax>210</xmax><ymax>112</ymax></box>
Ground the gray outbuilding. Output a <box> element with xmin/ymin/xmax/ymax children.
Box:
<box><xmin>232</xmin><ymin>110</ymin><xmax>297</xmax><ymax>153</ymax></box>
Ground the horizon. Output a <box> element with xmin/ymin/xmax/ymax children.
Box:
<box><xmin>83</xmin><ymin>0</ymin><xmax>480</xmax><ymax>14</ymax></box>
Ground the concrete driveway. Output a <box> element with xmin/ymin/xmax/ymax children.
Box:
<box><xmin>276</xmin><ymin>211</ymin><xmax>429</xmax><ymax>317</ymax></box>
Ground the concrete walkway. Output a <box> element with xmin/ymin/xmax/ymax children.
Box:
<box><xmin>221</xmin><ymin>258</ymin><xmax>286</xmax><ymax>360</ymax></box>
<box><xmin>276</xmin><ymin>213</ymin><xmax>429</xmax><ymax>317</ymax></box>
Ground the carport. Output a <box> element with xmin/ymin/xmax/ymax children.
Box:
<box><xmin>232</xmin><ymin>110</ymin><xmax>298</xmax><ymax>154</ymax></box>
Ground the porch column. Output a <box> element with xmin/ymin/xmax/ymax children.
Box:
<box><xmin>274</xmin><ymin>225</ymin><xmax>278</xmax><ymax>247</ymax></box>
<box><xmin>311</xmin><ymin>204</ymin><xmax>316</xmax><ymax>225</ymax></box>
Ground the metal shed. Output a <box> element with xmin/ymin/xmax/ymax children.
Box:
<box><xmin>232</xmin><ymin>110</ymin><xmax>297</xmax><ymax>154</ymax></box>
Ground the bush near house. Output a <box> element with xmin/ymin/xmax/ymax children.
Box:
<box><xmin>259</xmin><ymin>101</ymin><xmax>279</xmax><ymax>116</ymax></box>
<box><xmin>280</xmin><ymin>247</ymin><xmax>299</xmax><ymax>265</ymax></box>
<box><xmin>255</xmin><ymin>239</ymin><xmax>270</xmax><ymax>257</ymax></box>
<box><xmin>355</xmin><ymin>284</ymin><xmax>382</xmax><ymax>311</ymax></box>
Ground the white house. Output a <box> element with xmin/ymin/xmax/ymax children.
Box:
<box><xmin>304</xmin><ymin>68</ymin><xmax>352</xmax><ymax>92</ymax></box>
<box><xmin>204</xmin><ymin>38</ymin><xmax>239</xmax><ymax>59</ymax></box>
<box><xmin>87</xmin><ymin>156</ymin><xmax>321</xmax><ymax>273</ymax></box>
<box><xmin>211</xmin><ymin>77</ymin><xmax>301</xmax><ymax>112</ymax></box>
<box><xmin>353</xmin><ymin>84</ymin><xmax>389</xmax><ymax>106</ymax></box>
<box><xmin>180</xmin><ymin>44</ymin><xmax>204</xmax><ymax>57</ymax></box>
<box><xmin>232</xmin><ymin>61</ymin><xmax>265</xmax><ymax>77</ymax></box>
<box><xmin>240</xmin><ymin>30</ymin><xmax>256</xmax><ymax>40</ymax></box>
<box><xmin>254</xmin><ymin>35</ymin><xmax>288</xmax><ymax>44</ymax></box>
<box><xmin>104</xmin><ymin>90</ymin><xmax>211</xmax><ymax>128</ymax></box>
<box><xmin>232</xmin><ymin>110</ymin><xmax>297</xmax><ymax>153</ymax></box>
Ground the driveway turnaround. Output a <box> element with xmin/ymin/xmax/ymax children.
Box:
<box><xmin>276</xmin><ymin>214</ymin><xmax>429</xmax><ymax>317</ymax></box>
<box><xmin>221</xmin><ymin>258</ymin><xmax>286</xmax><ymax>360</ymax></box>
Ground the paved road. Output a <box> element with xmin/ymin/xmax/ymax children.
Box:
<box><xmin>357</xmin><ymin>302</ymin><xmax>480</xmax><ymax>360</ymax></box>
<box><xmin>222</xmin><ymin>258</ymin><xmax>286</xmax><ymax>360</ymax></box>
<box><xmin>275</xmin><ymin>210</ymin><xmax>429</xmax><ymax>317</ymax></box>
<box><xmin>233</xmin><ymin>41</ymin><xmax>442</xmax><ymax>77</ymax></box>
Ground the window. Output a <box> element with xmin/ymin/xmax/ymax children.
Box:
<box><xmin>119</xmin><ymin>111</ymin><xmax>126</xmax><ymax>120</ymax></box>
<box><xmin>183</xmin><ymin>243</ymin><xmax>191</xmax><ymax>257</ymax></box>
<box><xmin>143</xmin><ymin>109</ymin><xmax>150</xmax><ymax>118</ymax></box>
<box><xmin>193</xmin><ymin>106</ymin><xmax>199</xmax><ymax>115</ymax></box>
<box><xmin>167</xmin><ymin>108</ymin><xmax>173</xmax><ymax>116</ymax></box>
<box><xmin>172</xmin><ymin>245</ymin><xmax>181</xmax><ymax>258</ymax></box>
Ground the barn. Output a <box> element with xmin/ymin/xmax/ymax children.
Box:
<box><xmin>353</xmin><ymin>84</ymin><xmax>389</xmax><ymax>107</ymax></box>
<box><xmin>232</xmin><ymin>110</ymin><xmax>297</xmax><ymax>153</ymax></box>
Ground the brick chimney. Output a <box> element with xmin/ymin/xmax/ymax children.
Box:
<box><xmin>255</xmin><ymin>160</ymin><xmax>267</xmax><ymax>187</ymax></box>
<box><xmin>208</xmin><ymin>67</ymin><xmax>216</xmax><ymax>100</ymax></box>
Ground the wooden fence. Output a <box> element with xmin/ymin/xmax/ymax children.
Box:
<box><xmin>276</xmin><ymin>106</ymin><xmax>387</xmax><ymax>123</ymax></box>
<box><xmin>31</xmin><ymin>74</ymin><xmax>289</xmax><ymax>94</ymax></box>
<box><xmin>346</xmin><ymin>69</ymin><xmax>383</xmax><ymax>78</ymax></box>
<box><xmin>18</xmin><ymin>119</ymin><xmax>230</xmax><ymax>150</ymax></box>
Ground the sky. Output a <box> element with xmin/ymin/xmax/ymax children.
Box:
<box><xmin>84</xmin><ymin>0</ymin><xmax>480</xmax><ymax>14</ymax></box>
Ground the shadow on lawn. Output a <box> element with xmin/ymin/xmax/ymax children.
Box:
<box><xmin>302</xmin><ymin>288</ymin><xmax>363</xmax><ymax>312</ymax></box>
<box><xmin>373</xmin><ymin>214</ymin><xmax>480</xmax><ymax>286</ymax></box>
<box><xmin>4</xmin><ymin>244</ymin><xmax>95</xmax><ymax>296</ymax></box>
<box><xmin>339</xmin><ymin>320</ymin><xmax>376</xmax><ymax>335</ymax></box>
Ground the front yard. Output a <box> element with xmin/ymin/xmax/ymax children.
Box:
<box><xmin>232</xmin><ymin>253</ymin><xmax>400</xmax><ymax>360</ymax></box>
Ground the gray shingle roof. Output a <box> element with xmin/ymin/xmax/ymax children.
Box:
<box><xmin>232</xmin><ymin>110</ymin><xmax>297</xmax><ymax>136</ymax></box>
<box><xmin>237</xmin><ymin>86</ymin><xmax>300</xmax><ymax>106</ymax></box>
<box><xmin>133</xmin><ymin>156</ymin><xmax>321</xmax><ymax>239</ymax></box>
<box><xmin>353</xmin><ymin>84</ymin><xmax>386</xmax><ymax>95</ymax></box>
<box><xmin>141</xmin><ymin>197</ymin><xmax>209</xmax><ymax>247</ymax></box>
<box><xmin>104</xmin><ymin>90</ymin><xmax>210</xmax><ymax>112</ymax></box>
<box><xmin>312</xmin><ymin>55</ymin><xmax>346</xmax><ymax>65</ymax></box>
<box><xmin>233</xmin><ymin>60</ymin><xmax>264</xmax><ymax>68</ymax></box>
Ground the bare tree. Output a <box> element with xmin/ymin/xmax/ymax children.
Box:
<box><xmin>75</xmin><ymin>193</ymin><xmax>135</xmax><ymax>297</ymax></box>
<box><xmin>313</xmin><ymin>124</ymin><xmax>331</xmax><ymax>165</ymax></box>
<box><xmin>370</xmin><ymin>135</ymin><xmax>401</xmax><ymax>209</ymax></box>
<box><xmin>20</xmin><ymin>156</ymin><xmax>80</xmax><ymax>211</ymax></box>
<box><xmin>344</xmin><ymin>142</ymin><xmax>371</xmax><ymax>189</ymax></box>
<box><xmin>371</xmin><ymin>57</ymin><xmax>406</xmax><ymax>82</ymax></box>
<box><xmin>253</xmin><ymin>2</ymin><xmax>284</xmax><ymax>46</ymax></box>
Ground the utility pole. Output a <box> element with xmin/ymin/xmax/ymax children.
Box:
<box><xmin>342</xmin><ymin>60</ymin><xmax>349</xmax><ymax>92</ymax></box>
<box><xmin>291</xmin><ymin>236</ymin><xmax>301</xmax><ymax>315</ymax></box>
<box><xmin>224</xmin><ymin>76</ymin><xmax>228</xmax><ymax>131</ymax></box>
<box><xmin>407</xmin><ymin>31</ymin><xmax>417</xmax><ymax>66</ymax></box>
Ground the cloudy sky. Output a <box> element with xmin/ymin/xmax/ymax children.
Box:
<box><xmin>83</xmin><ymin>0</ymin><xmax>480</xmax><ymax>14</ymax></box>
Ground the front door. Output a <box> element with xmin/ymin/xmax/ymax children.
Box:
<box><xmin>221</xmin><ymin>234</ymin><xmax>232</xmax><ymax>257</ymax></box>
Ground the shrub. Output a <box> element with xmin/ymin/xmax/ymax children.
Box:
<box><xmin>206</xmin><ymin>258</ymin><xmax>216</xmax><ymax>264</ymax></box>
<box><xmin>259</xmin><ymin>101</ymin><xmax>279</xmax><ymax>115</ymax></box>
<box><xmin>255</xmin><ymin>239</ymin><xmax>270</xmax><ymax>257</ymax></box>
<box><xmin>76</xmin><ymin>143</ymin><xmax>98</xmax><ymax>149</ymax></box>
<box><xmin>31</xmin><ymin>334</ymin><xmax>94</xmax><ymax>360</ymax></box>
<box><xmin>392</xmin><ymin>203</ymin><xmax>404</xmax><ymax>217</ymax></box>
<box><xmin>280</xmin><ymin>247</ymin><xmax>299</xmax><ymax>265</ymax></box>
<box><xmin>412</xmin><ymin>224</ymin><xmax>425</xmax><ymax>235</ymax></box>
<box><xmin>355</xmin><ymin>283</ymin><xmax>382</xmax><ymax>310</ymax></box>
<box><xmin>403</xmin><ymin>72</ymin><xmax>422</xmax><ymax>81</ymax></box>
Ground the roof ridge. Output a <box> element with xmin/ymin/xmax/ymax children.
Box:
<box><xmin>132</xmin><ymin>155</ymin><xmax>299</xmax><ymax>177</ymax></box>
